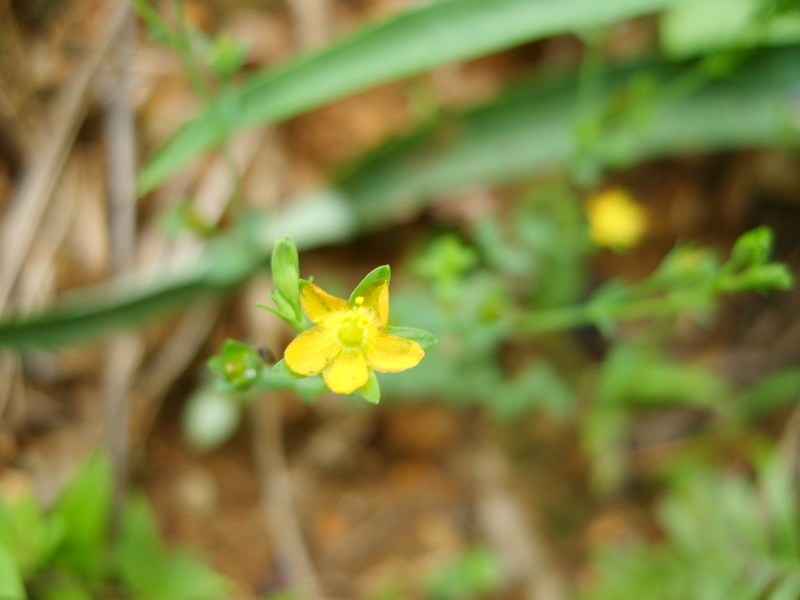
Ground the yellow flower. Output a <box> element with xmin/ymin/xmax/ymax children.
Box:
<box><xmin>586</xmin><ymin>187</ymin><xmax>647</xmax><ymax>250</ymax></box>
<box><xmin>284</xmin><ymin>279</ymin><xmax>425</xmax><ymax>394</ymax></box>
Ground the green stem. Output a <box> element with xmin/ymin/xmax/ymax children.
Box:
<box><xmin>518</xmin><ymin>293</ymin><xmax>703</xmax><ymax>334</ymax></box>
<box><xmin>518</xmin><ymin>304</ymin><xmax>591</xmax><ymax>334</ymax></box>
<box><xmin>170</xmin><ymin>0</ymin><xmax>216</xmax><ymax>105</ymax></box>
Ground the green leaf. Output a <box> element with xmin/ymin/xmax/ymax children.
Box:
<box><xmin>727</xmin><ymin>226</ymin><xmax>774</xmax><ymax>269</ymax></box>
<box><xmin>262</xmin><ymin>290</ymin><xmax>305</xmax><ymax>333</ymax></box>
<box><xmin>2</xmin><ymin>48</ymin><xmax>798</xmax><ymax>350</ymax></box>
<box><xmin>338</xmin><ymin>47</ymin><xmax>800</xmax><ymax>229</ymax></box>
<box><xmin>0</xmin><ymin>488</ymin><xmax>62</xmax><ymax>577</ymax></box>
<box><xmin>37</xmin><ymin>579</ymin><xmax>94</xmax><ymax>600</ymax></box>
<box><xmin>426</xmin><ymin>547</ymin><xmax>502</xmax><ymax>600</ymax></box>
<box><xmin>138</xmin><ymin>0</ymin><xmax>681</xmax><ymax>192</ymax></box>
<box><xmin>349</xmin><ymin>265</ymin><xmax>391</xmax><ymax>304</ymax></box>
<box><xmin>767</xmin><ymin>576</ymin><xmax>800</xmax><ymax>600</ymax></box>
<box><xmin>736</xmin><ymin>367</ymin><xmax>800</xmax><ymax>419</ymax></box>
<box><xmin>271</xmin><ymin>237</ymin><xmax>301</xmax><ymax>319</ymax></box>
<box><xmin>271</xmin><ymin>358</ymin><xmax>302</xmax><ymax>380</ymax></box>
<box><xmin>116</xmin><ymin>494</ymin><xmax>165</xmax><ymax>586</ymax></box>
<box><xmin>50</xmin><ymin>454</ymin><xmax>112</xmax><ymax>580</ymax></box>
<box><xmin>117</xmin><ymin>496</ymin><xmax>229</xmax><ymax>600</ymax></box>
<box><xmin>581</xmin><ymin>450</ymin><xmax>800</xmax><ymax>600</ymax></box>
<box><xmin>387</xmin><ymin>326</ymin><xmax>437</xmax><ymax>352</ymax></box>
<box><xmin>358</xmin><ymin>370</ymin><xmax>381</xmax><ymax>404</ymax></box>
<box><xmin>0</xmin><ymin>543</ymin><xmax>26</xmax><ymax>600</ymax></box>
<box><xmin>660</xmin><ymin>0</ymin><xmax>800</xmax><ymax>58</ymax></box>
<box><xmin>716</xmin><ymin>263</ymin><xmax>794</xmax><ymax>293</ymax></box>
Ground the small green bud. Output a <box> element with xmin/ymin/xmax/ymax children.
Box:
<box><xmin>654</xmin><ymin>246</ymin><xmax>719</xmax><ymax>287</ymax></box>
<box><xmin>271</xmin><ymin>237</ymin><xmax>302</xmax><ymax>321</ymax></box>
<box><xmin>727</xmin><ymin>226</ymin><xmax>773</xmax><ymax>270</ymax></box>
<box><xmin>719</xmin><ymin>263</ymin><xmax>794</xmax><ymax>293</ymax></box>
<box><xmin>416</xmin><ymin>235</ymin><xmax>477</xmax><ymax>283</ymax></box>
<box><xmin>208</xmin><ymin>339</ymin><xmax>264</xmax><ymax>391</ymax></box>
<box><xmin>208</xmin><ymin>36</ymin><xmax>249</xmax><ymax>79</ymax></box>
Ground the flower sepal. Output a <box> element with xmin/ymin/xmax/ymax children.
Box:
<box><xmin>358</xmin><ymin>371</ymin><xmax>381</xmax><ymax>404</ymax></box>
<box><xmin>272</xmin><ymin>358</ymin><xmax>305</xmax><ymax>380</ymax></box>
<box><xmin>259</xmin><ymin>237</ymin><xmax>304</xmax><ymax>332</ymax></box>
<box><xmin>387</xmin><ymin>326</ymin><xmax>438</xmax><ymax>352</ymax></box>
<box><xmin>271</xmin><ymin>359</ymin><xmax>328</xmax><ymax>400</ymax></box>
<box><xmin>208</xmin><ymin>339</ymin><xmax>265</xmax><ymax>392</ymax></box>
<box><xmin>349</xmin><ymin>265</ymin><xmax>391</xmax><ymax>304</ymax></box>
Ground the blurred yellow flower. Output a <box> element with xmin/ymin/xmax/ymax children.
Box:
<box><xmin>284</xmin><ymin>279</ymin><xmax>424</xmax><ymax>394</ymax></box>
<box><xmin>586</xmin><ymin>187</ymin><xmax>647</xmax><ymax>250</ymax></box>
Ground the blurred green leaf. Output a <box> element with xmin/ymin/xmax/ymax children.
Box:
<box><xmin>1</xmin><ymin>47</ymin><xmax>797</xmax><ymax>350</ymax></box>
<box><xmin>117</xmin><ymin>495</ymin><xmax>228</xmax><ymax>600</ymax></box>
<box><xmin>581</xmin><ymin>451</ymin><xmax>800</xmax><ymax>600</ymax></box>
<box><xmin>0</xmin><ymin>490</ymin><xmax>62</xmax><ymax>577</ymax></box>
<box><xmin>0</xmin><ymin>543</ymin><xmax>26</xmax><ymax>600</ymax></box>
<box><xmin>425</xmin><ymin>546</ymin><xmax>502</xmax><ymax>600</ymax></box>
<box><xmin>661</xmin><ymin>0</ymin><xmax>800</xmax><ymax>58</ymax></box>
<box><xmin>339</xmin><ymin>47</ymin><xmax>800</xmax><ymax>230</ymax></box>
<box><xmin>387</xmin><ymin>326</ymin><xmax>438</xmax><ymax>352</ymax></box>
<box><xmin>598</xmin><ymin>344</ymin><xmax>730</xmax><ymax>409</ymax></box>
<box><xmin>138</xmin><ymin>0</ymin><xmax>680</xmax><ymax>192</ymax></box>
<box><xmin>36</xmin><ymin>579</ymin><xmax>94</xmax><ymax>600</ymax></box>
<box><xmin>50</xmin><ymin>454</ymin><xmax>112</xmax><ymax>580</ymax></box>
<box><xmin>727</xmin><ymin>225</ymin><xmax>774</xmax><ymax>268</ymax></box>
<box><xmin>736</xmin><ymin>367</ymin><xmax>800</xmax><ymax>419</ymax></box>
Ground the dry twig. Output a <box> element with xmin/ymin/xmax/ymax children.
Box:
<box><xmin>288</xmin><ymin>0</ymin><xmax>331</xmax><ymax>51</ymax></box>
<box><xmin>131</xmin><ymin>300</ymin><xmax>222</xmax><ymax>454</ymax></box>
<box><xmin>100</xmin><ymin>4</ymin><xmax>140</xmax><ymax>525</ymax></box>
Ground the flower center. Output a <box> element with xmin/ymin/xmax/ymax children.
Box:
<box><xmin>338</xmin><ymin>297</ymin><xmax>369</xmax><ymax>347</ymax></box>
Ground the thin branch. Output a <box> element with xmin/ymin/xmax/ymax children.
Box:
<box><xmin>101</xmin><ymin>3</ymin><xmax>139</xmax><ymax>527</ymax></box>
<box><xmin>131</xmin><ymin>300</ymin><xmax>222</xmax><ymax>457</ymax></box>
<box><xmin>251</xmin><ymin>397</ymin><xmax>324</xmax><ymax>600</ymax></box>
<box><xmin>0</xmin><ymin>353</ymin><xmax>18</xmax><ymax>424</ymax></box>
<box><xmin>288</xmin><ymin>0</ymin><xmax>331</xmax><ymax>51</ymax></box>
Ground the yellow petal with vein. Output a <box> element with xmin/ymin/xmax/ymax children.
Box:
<box><xmin>324</xmin><ymin>348</ymin><xmax>370</xmax><ymax>394</ymax></box>
<box><xmin>284</xmin><ymin>326</ymin><xmax>339</xmax><ymax>375</ymax></box>
<box><xmin>360</xmin><ymin>281</ymin><xmax>389</xmax><ymax>327</ymax></box>
<box><xmin>365</xmin><ymin>334</ymin><xmax>424</xmax><ymax>373</ymax></box>
<box><xmin>300</xmin><ymin>282</ymin><xmax>348</xmax><ymax>324</ymax></box>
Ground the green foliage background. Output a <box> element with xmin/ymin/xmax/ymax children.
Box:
<box><xmin>1</xmin><ymin>0</ymin><xmax>799</xmax><ymax>598</ymax></box>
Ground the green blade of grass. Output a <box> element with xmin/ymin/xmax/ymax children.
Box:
<box><xmin>338</xmin><ymin>46</ymin><xmax>800</xmax><ymax>229</ymax></box>
<box><xmin>2</xmin><ymin>47</ymin><xmax>797</xmax><ymax>349</ymax></box>
<box><xmin>138</xmin><ymin>0</ymin><xmax>679</xmax><ymax>193</ymax></box>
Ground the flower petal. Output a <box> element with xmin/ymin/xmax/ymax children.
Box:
<box><xmin>300</xmin><ymin>282</ymin><xmax>348</xmax><ymax>324</ymax></box>
<box><xmin>364</xmin><ymin>333</ymin><xmax>424</xmax><ymax>373</ymax></box>
<box><xmin>360</xmin><ymin>280</ymin><xmax>389</xmax><ymax>327</ymax></box>
<box><xmin>284</xmin><ymin>326</ymin><xmax>339</xmax><ymax>375</ymax></box>
<box><xmin>323</xmin><ymin>348</ymin><xmax>370</xmax><ymax>394</ymax></box>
